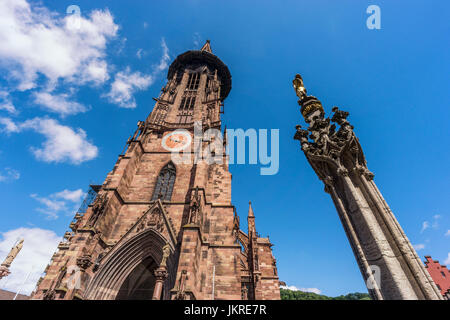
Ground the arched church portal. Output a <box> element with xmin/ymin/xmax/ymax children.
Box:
<box><xmin>84</xmin><ymin>228</ymin><xmax>176</xmax><ymax>300</ymax></box>
<box><xmin>115</xmin><ymin>256</ymin><xmax>158</xmax><ymax>300</ymax></box>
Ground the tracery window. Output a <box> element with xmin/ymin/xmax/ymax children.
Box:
<box><xmin>177</xmin><ymin>96</ymin><xmax>196</xmax><ymax>124</ymax></box>
<box><xmin>186</xmin><ymin>72</ymin><xmax>200</xmax><ymax>91</ymax></box>
<box><xmin>151</xmin><ymin>162</ymin><xmax>176</xmax><ymax>201</ymax></box>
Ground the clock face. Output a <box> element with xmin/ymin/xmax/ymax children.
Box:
<box><xmin>161</xmin><ymin>130</ymin><xmax>192</xmax><ymax>152</ymax></box>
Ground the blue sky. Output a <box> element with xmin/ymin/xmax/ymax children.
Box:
<box><xmin>0</xmin><ymin>0</ymin><xmax>449</xmax><ymax>296</ymax></box>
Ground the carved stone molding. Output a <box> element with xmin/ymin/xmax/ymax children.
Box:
<box><xmin>136</xmin><ymin>208</ymin><xmax>164</xmax><ymax>234</ymax></box>
<box><xmin>173</xmin><ymin>270</ymin><xmax>188</xmax><ymax>300</ymax></box>
<box><xmin>43</xmin><ymin>289</ymin><xmax>56</xmax><ymax>300</ymax></box>
<box><xmin>76</xmin><ymin>254</ymin><xmax>93</xmax><ymax>271</ymax></box>
<box><xmin>86</xmin><ymin>193</ymin><xmax>109</xmax><ymax>229</ymax></box>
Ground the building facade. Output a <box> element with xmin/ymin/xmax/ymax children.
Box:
<box><xmin>31</xmin><ymin>41</ymin><xmax>280</xmax><ymax>300</ymax></box>
<box><xmin>424</xmin><ymin>256</ymin><xmax>450</xmax><ymax>299</ymax></box>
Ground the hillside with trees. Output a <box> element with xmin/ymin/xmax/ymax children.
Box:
<box><xmin>280</xmin><ymin>288</ymin><xmax>371</xmax><ymax>300</ymax></box>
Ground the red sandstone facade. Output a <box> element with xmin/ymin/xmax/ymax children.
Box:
<box><xmin>424</xmin><ymin>256</ymin><xmax>450</xmax><ymax>299</ymax></box>
<box><xmin>31</xmin><ymin>41</ymin><xmax>280</xmax><ymax>300</ymax></box>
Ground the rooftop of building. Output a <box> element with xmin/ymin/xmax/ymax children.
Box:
<box><xmin>0</xmin><ymin>289</ymin><xmax>29</xmax><ymax>300</ymax></box>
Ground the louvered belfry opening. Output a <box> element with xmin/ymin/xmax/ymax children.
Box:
<box><xmin>186</xmin><ymin>72</ymin><xmax>200</xmax><ymax>90</ymax></box>
<box><xmin>176</xmin><ymin>72</ymin><xmax>200</xmax><ymax>124</ymax></box>
<box><xmin>177</xmin><ymin>95</ymin><xmax>196</xmax><ymax>124</ymax></box>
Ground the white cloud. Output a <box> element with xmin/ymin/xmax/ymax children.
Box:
<box><xmin>24</xmin><ymin>118</ymin><xmax>98</xmax><ymax>164</ymax></box>
<box><xmin>31</xmin><ymin>194</ymin><xmax>66</xmax><ymax>220</ymax></box>
<box><xmin>0</xmin><ymin>227</ymin><xmax>61</xmax><ymax>296</ymax></box>
<box><xmin>0</xmin><ymin>90</ymin><xmax>17</xmax><ymax>114</ymax></box>
<box><xmin>105</xmin><ymin>38</ymin><xmax>170</xmax><ymax>109</ymax></box>
<box><xmin>52</xmin><ymin>189</ymin><xmax>84</xmax><ymax>203</ymax></box>
<box><xmin>445</xmin><ymin>230</ymin><xmax>450</xmax><ymax>237</ymax></box>
<box><xmin>31</xmin><ymin>188</ymin><xmax>84</xmax><ymax>219</ymax></box>
<box><xmin>136</xmin><ymin>48</ymin><xmax>144</xmax><ymax>59</ymax></box>
<box><xmin>421</xmin><ymin>215</ymin><xmax>441</xmax><ymax>233</ymax></box>
<box><xmin>280</xmin><ymin>285</ymin><xmax>322</xmax><ymax>295</ymax></box>
<box><xmin>0</xmin><ymin>0</ymin><xmax>118</xmax><ymax>90</ymax></box>
<box><xmin>33</xmin><ymin>91</ymin><xmax>89</xmax><ymax>117</ymax></box>
<box><xmin>154</xmin><ymin>38</ymin><xmax>170</xmax><ymax>73</ymax></box>
<box><xmin>0</xmin><ymin>117</ymin><xmax>20</xmax><ymax>133</ymax></box>
<box><xmin>0</xmin><ymin>167</ymin><xmax>20</xmax><ymax>182</ymax></box>
<box><xmin>445</xmin><ymin>253</ymin><xmax>450</xmax><ymax>266</ymax></box>
<box><xmin>421</xmin><ymin>221</ymin><xmax>430</xmax><ymax>233</ymax></box>
<box><xmin>413</xmin><ymin>243</ymin><xmax>425</xmax><ymax>251</ymax></box>
<box><xmin>0</xmin><ymin>117</ymin><xmax>98</xmax><ymax>164</ymax></box>
<box><xmin>193</xmin><ymin>32</ymin><xmax>201</xmax><ymax>48</ymax></box>
<box><xmin>105</xmin><ymin>68</ymin><xmax>152</xmax><ymax>108</ymax></box>
<box><xmin>432</xmin><ymin>215</ymin><xmax>440</xmax><ymax>228</ymax></box>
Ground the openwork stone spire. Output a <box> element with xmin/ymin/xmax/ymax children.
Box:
<box><xmin>292</xmin><ymin>74</ymin><xmax>443</xmax><ymax>300</ymax></box>
<box><xmin>201</xmin><ymin>39</ymin><xmax>212</xmax><ymax>53</ymax></box>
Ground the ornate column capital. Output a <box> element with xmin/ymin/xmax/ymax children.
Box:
<box><xmin>154</xmin><ymin>266</ymin><xmax>169</xmax><ymax>281</ymax></box>
<box><xmin>354</xmin><ymin>165</ymin><xmax>375</xmax><ymax>181</ymax></box>
<box><xmin>152</xmin><ymin>265</ymin><xmax>169</xmax><ymax>300</ymax></box>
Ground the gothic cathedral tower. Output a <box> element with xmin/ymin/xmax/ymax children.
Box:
<box><xmin>31</xmin><ymin>41</ymin><xmax>280</xmax><ymax>300</ymax></box>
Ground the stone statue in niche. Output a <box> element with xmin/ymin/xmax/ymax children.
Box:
<box><xmin>86</xmin><ymin>193</ymin><xmax>108</xmax><ymax>228</ymax></box>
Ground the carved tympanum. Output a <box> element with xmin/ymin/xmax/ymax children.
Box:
<box><xmin>136</xmin><ymin>208</ymin><xmax>164</xmax><ymax>233</ymax></box>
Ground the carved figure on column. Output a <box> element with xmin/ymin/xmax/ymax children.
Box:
<box><xmin>291</xmin><ymin>74</ymin><xmax>443</xmax><ymax>300</ymax></box>
<box><xmin>152</xmin><ymin>243</ymin><xmax>171</xmax><ymax>300</ymax></box>
<box><xmin>160</xmin><ymin>243</ymin><xmax>171</xmax><ymax>268</ymax></box>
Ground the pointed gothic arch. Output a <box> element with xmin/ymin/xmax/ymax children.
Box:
<box><xmin>83</xmin><ymin>228</ymin><xmax>177</xmax><ymax>300</ymax></box>
<box><xmin>151</xmin><ymin>162</ymin><xmax>176</xmax><ymax>201</ymax></box>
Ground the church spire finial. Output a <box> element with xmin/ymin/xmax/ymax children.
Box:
<box><xmin>248</xmin><ymin>201</ymin><xmax>254</xmax><ymax>217</ymax></box>
<box><xmin>248</xmin><ymin>201</ymin><xmax>256</xmax><ymax>236</ymax></box>
<box><xmin>201</xmin><ymin>40</ymin><xmax>212</xmax><ymax>53</ymax></box>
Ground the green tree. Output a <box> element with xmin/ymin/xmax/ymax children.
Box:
<box><xmin>280</xmin><ymin>288</ymin><xmax>371</xmax><ymax>300</ymax></box>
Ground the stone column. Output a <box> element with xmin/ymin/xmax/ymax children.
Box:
<box><xmin>152</xmin><ymin>243</ymin><xmax>170</xmax><ymax>300</ymax></box>
<box><xmin>0</xmin><ymin>238</ymin><xmax>24</xmax><ymax>280</ymax></box>
<box><xmin>291</xmin><ymin>74</ymin><xmax>443</xmax><ymax>300</ymax></box>
<box><xmin>152</xmin><ymin>266</ymin><xmax>168</xmax><ymax>300</ymax></box>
